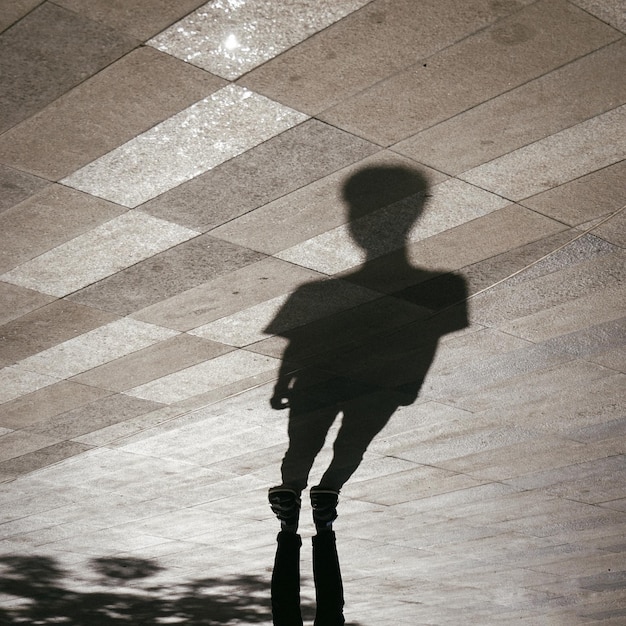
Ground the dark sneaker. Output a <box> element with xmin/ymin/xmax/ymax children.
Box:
<box><xmin>268</xmin><ymin>487</ymin><xmax>301</xmax><ymax>533</ymax></box>
<box><xmin>310</xmin><ymin>486</ymin><xmax>339</xmax><ymax>531</ymax></box>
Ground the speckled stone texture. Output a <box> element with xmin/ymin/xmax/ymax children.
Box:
<box><xmin>148</xmin><ymin>0</ymin><xmax>371</xmax><ymax>79</ymax></box>
<box><xmin>0</xmin><ymin>2</ymin><xmax>624</xmax><ymax>625</ymax></box>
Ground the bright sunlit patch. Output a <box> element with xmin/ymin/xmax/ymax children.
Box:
<box><xmin>224</xmin><ymin>33</ymin><xmax>239</xmax><ymax>50</ymax></box>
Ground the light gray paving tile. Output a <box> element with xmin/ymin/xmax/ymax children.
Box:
<box><xmin>0</xmin><ymin>366</ymin><xmax>61</xmax><ymax>405</ymax></box>
<box><xmin>450</xmin><ymin>359</ymin><xmax>616</xmax><ymax>416</ymax></box>
<box><xmin>275</xmin><ymin>179</ymin><xmax>510</xmax><ymax>274</ymax></box>
<box><xmin>131</xmin><ymin>257</ymin><xmax>324</xmax><ymax>331</ymax></box>
<box><xmin>25</xmin><ymin>394</ymin><xmax>164</xmax><ymax>440</ymax></box>
<box><xmin>470</xmin><ymin>251</ymin><xmax>625</xmax><ymax>327</ymax></box>
<box><xmin>210</xmin><ymin>151</ymin><xmax>442</xmax><ymax>254</ymax></box>
<box><xmin>0</xmin><ymin>2</ymin><xmax>137</xmax><ymax>134</ymax></box>
<box><xmin>142</xmin><ymin>119</ymin><xmax>379</xmax><ymax>231</ymax></box>
<box><xmin>0</xmin><ymin>47</ymin><xmax>226</xmax><ymax>180</ymax></box>
<box><xmin>0</xmin><ymin>0</ymin><xmax>41</xmax><ymax>32</ymax></box>
<box><xmin>587</xmin><ymin>205</ymin><xmax>626</xmax><ymax>247</ymax></box>
<box><xmin>567</xmin><ymin>417</ymin><xmax>626</xmax><ymax>445</ymax></box>
<box><xmin>589</xmin><ymin>347</ymin><xmax>626</xmax><ymax>373</ymax></box>
<box><xmin>538</xmin><ymin>318</ymin><xmax>626</xmax><ymax>359</ymax></box>
<box><xmin>62</xmin><ymin>85</ymin><xmax>309</xmax><ymax>208</ymax></box>
<box><xmin>571</xmin><ymin>0</ymin><xmax>626</xmax><ymax>32</ymax></box>
<box><xmin>16</xmin><ymin>318</ymin><xmax>179</xmax><ymax>379</ymax></box>
<box><xmin>343</xmin><ymin>205</ymin><xmax>567</xmax><ymax>294</ymax></box>
<box><xmin>240</xmin><ymin>0</ymin><xmax>537</xmax><ymax>115</ymax></box>
<box><xmin>67</xmin><ymin>233</ymin><xmax>265</xmax><ymax>316</ymax></box>
<box><xmin>0</xmin><ymin>185</ymin><xmax>127</xmax><ymax>275</ymax></box>
<box><xmin>123</xmin><ymin>349</ymin><xmax>279</xmax><ymax>404</ymax></box>
<box><xmin>497</xmin><ymin>287</ymin><xmax>625</xmax><ymax>343</ymax></box>
<box><xmin>393</xmin><ymin>39</ymin><xmax>626</xmax><ymax>175</ymax></box>
<box><xmin>317</xmin><ymin>0</ymin><xmax>621</xmax><ymax>144</ymax></box>
<box><xmin>0</xmin><ymin>431</ymin><xmax>63</xmax><ymax>463</ymax></box>
<box><xmin>1</xmin><ymin>211</ymin><xmax>199</xmax><ymax>297</ymax></box>
<box><xmin>0</xmin><ymin>283</ymin><xmax>54</xmax><ymax>327</ymax></box>
<box><xmin>437</xmin><ymin>434</ymin><xmax>611</xmax><ymax>482</ymax></box>
<box><xmin>0</xmin><ymin>163</ymin><xmax>49</xmax><ymax>214</ymax></box>
<box><xmin>0</xmin><ymin>441</ymin><xmax>94</xmax><ymax>481</ymax></box>
<box><xmin>475</xmin><ymin>369</ymin><xmax>625</xmax><ymax>437</ymax></box>
<box><xmin>189</xmin><ymin>279</ymin><xmax>382</xmax><ymax>347</ymax></box>
<box><xmin>424</xmin><ymin>343</ymin><xmax>571</xmax><ymax>405</ymax></box>
<box><xmin>458</xmin><ymin>231</ymin><xmax>582</xmax><ymax>297</ymax></box>
<box><xmin>505</xmin><ymin>456</ymin><xmax>626</xmax><ymax>504</ymax></box>
<box><xmin>495</xmin><ymin>233</ymin><xmax>620</xmax><ymax>287</ymax></box>
<box><xmin>0</xmin><ymin>381</ymin><xmax>112</xmax><ymax>430</ymax></box>
<box><xmin>71</xmin><ymin>405</ymin><xmax>190</xmax><ymax>447</ymax></box>
<box><xmin>149</xmin><ymin>0</ymin><xmax>371</xmax><ymax>80</ymax></box>
<box><xmin>53</xmin><ymin>0</ymin><xmax>208</xmax><ymax>40</ymax></box>
<box><xmin>70</xmin><ymin>334</ymin><xmax>234</xmax><ymax>392</ymax></box>
<box><xmin>0</xmin><ymin>300</ymin><xmax>118</xmax><ymax>364</ymax></box>
<box><xmin>460</xmin><ymin>105</ymin><xmax>626</xmax><ymax>201</ymax></box>
<box><xmin>346</xmin><ymin>465</ymin><xmax>488</xmax><ymax>506</ymax></box>
<box><xmin>520</xmin><ymin>160</ymin><xmax>626</xmax><ymax>226</ymax></box>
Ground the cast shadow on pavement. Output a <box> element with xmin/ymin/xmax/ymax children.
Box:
<box><xmin>0</xmin><ymin>554</ymin><xmax>367</xmax><ymax>625</ymax></box>
<box><xmin>267</xmin><ymin>165</ymin><xmax>469</xmax><ymax>493</ymax></box>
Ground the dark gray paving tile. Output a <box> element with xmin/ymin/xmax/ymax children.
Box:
<box><xmin>466</xmin><ymin>232</ymin><xmax>621</xmax><ymax>297</ymax></box>
<box><xmin>0</xmin><ymin>164</ymin><xmax>49</xmax><ymax>214</ymax></box>
<box><xmin>0</xmin><ymin>282</ymin><xmax>54</xmax><ymax>327</ymax></box>
<box><xmin>587</xmin><ymin>207</ymin><xmax>626</xmax><ymax>248</ymax></box>
<box><xmin>70</xmin><ymin>334</ymin><xmax>234</xmax><ymax>391</ymax></box>
<box><xmin>339</xmin><ymin>205</ymin><xmax>566</xmax><ymax>295</ymax></box>
<box><xmin>0</xmin><ymin>300</ymin><xmax>118</xmax><ymax>363</ymax></box>
<box><xmin>521</xmin><ymin>160</ymin><xmax>626</xmax><ymax>226</ymax></box>
<box><xmin>505</xmin><ymin>455</ymin><xmax>626</xmax><ymax>504</ymax></box>
<box><xmin>240</xmin><ymin>0</ymin><xmax>536</xmax><ymax>115</ymax></box>
<box><xmin>25</xmin><ymin>394</ymin><xmax>164</xmax><ymax>440</ymax></box>
<box><xmin>571</xmin><ymin>0</ymin><xmax>626</xmax><ymax>32</ymax></box>
<box><xmin>142</xmin><ymin>120</ymin><xmax>379</xmax><ymax>231</ymax></box>
<box><xmin>0</xmin><ymin>184</ymin><xmax>126</xmax><ymax>275</ymax></box>
<box><xmin>0</xmin><ymin>440</ymin><xmax>94</xmax><ymax>481</ymax></box>
<box><xmin>54</xmin><ymin>0</ymin><xmax>208</xmax><ymax>40</ymax></box>
<box><xmin>539</xmin><ymin>318</ymin><xmax>626</xmax><ymax>359</ymax></box>
<box><xmin>470</xmin><ymin>251</ymin><xmax>625</xmax><ymax>327</ymax></box>
<box><xmin>460</xmin><ymin>231</ymin><xmax>580</xmax><ymax>296</ymax></box>
<box><xmin>317</xmin><ymin>0</ymin><xmax>621</xmax><ymax>145</ymax></box>
<box><xmin>0</xmin><ymin>381</ymin><xmax>112</xmax><ymax>430</ymax></box>
<box><xmin>67</xmin><ymin>233</ymin><xmax>267</xmax><ymax>316</ymax></box>
<box><xmin>0</xmin><ymin>2</ymin><xmax>138</xmax><ymax>134</ymax></box>
<box><xmin>0</xmin><ymin>47</ymin><xmax>226</xmax><ymax>180</ymax></box>
<box><xmin>393</xmin><ymin>39</ymin><xmax>626</xmax><ymax>174</ymax></box>
<box><xmin>0</xmin><ymin>0</ymin><xmax>41</xmax><ymax>32</ymax></box>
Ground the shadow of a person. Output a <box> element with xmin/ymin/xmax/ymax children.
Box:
<box><xmin>268</xmin><ymin>165</ymin><xmax>469</xmax><ymax>495</ymax></box>
<box><xmin>266</xmin><ymin>165</ymin><xmax>469</xmax><ymax>626</ymax></box>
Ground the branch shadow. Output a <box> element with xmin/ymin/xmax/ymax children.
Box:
<box><xmin>0</xmin><ymin>553</ymin><xmax>364</xmax><ymax>625</ymax></box>
<box><xmin>0</xmin><ymin>554</ymin><xmax>273</xmax><ymax>625</ymax></box>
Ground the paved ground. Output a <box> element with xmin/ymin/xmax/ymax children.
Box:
<box><xmin>0</xmin><ymin>1</ymin><xmax>624</xmax><ymax>624</ymax></box>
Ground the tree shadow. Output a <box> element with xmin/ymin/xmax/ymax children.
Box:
<box><xmin>0</xmin><ymin>553</ymin><xmax>364</xmax><ymax>625</ymax></box>
<box><xmin>266</xmin><ymin>165</ymin><xmax>469</xmax><ymax>493</ymax></box>
<box><xmin>0</xmin><ymin>553</ymin><xmax>281</xmax><ymax>625</ymax></box>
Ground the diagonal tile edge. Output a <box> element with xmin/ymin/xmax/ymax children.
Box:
<box><xmin>60</xmin><ymin>85</ymin><xmax>309</xmax><ymax>208</ymax></box>
<box><xmin>0</xmin><ymin>212</ymin><xmax>200</xmax><ymax>298</ymax></box>
<box><xmin>147</xmin><ymin>0</ymin><xmax>371</xmax><ymax>80</ymax></box>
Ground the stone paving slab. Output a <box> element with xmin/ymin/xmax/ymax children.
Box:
<box><xmin>0</xmin><ymin>2</ymin><xmax>624</xmax><ymax>624</ymax></box>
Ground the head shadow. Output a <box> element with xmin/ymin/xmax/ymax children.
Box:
<box><xmin>342</xmin><ymin>164</ymin><xmax>429</xmax><ymax>263</ymax></box>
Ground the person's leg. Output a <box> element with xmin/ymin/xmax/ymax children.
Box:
<box><xmin>271</xmin><ymin>531</ymin><xmax>304</xmax><ymax>626</ymax></box>
<box><xmin>281</xmin><ymin>405</ymin><xmax>338</xmax><ymax>492</ymax></box>
<box><xmin>312</xmin><ymin>530</ymin><xmax>345</xmax><ymax>626</ymax></box>
<box><xmin>320</xmin><ymin>392</ymin><xmax>398</xmax><ymax>490</ymax></box>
